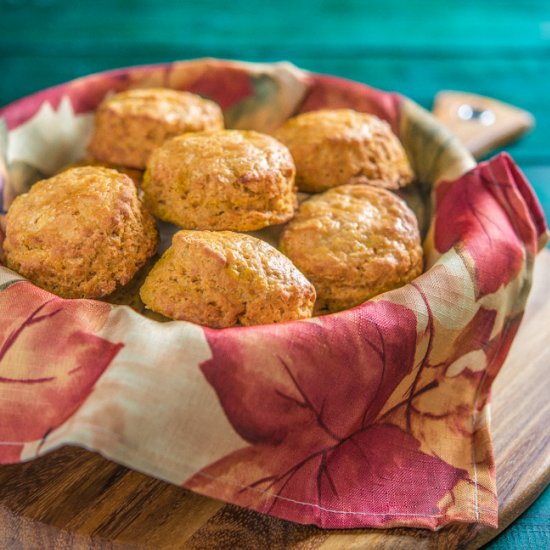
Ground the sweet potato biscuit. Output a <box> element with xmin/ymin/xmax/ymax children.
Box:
<box><xmin>274</xmin><ymin>109</ymin><xmax>413</xmax><ymax>192</ymax></box>
<box><xmin>59</xmin><ymin>157</ymin><xmax>143</xmax><ymax>186</ymax></box>
<box><xmin>279</xmin><ymin>184</ymin><xmax>423</xmax><ymax>311</ymax></box>
<box><xmin>142</xmin><ymin>130</ymin><xmax>297</xmax><ymax>231</ymax></box>
<box><xmin>140</xmin><ymin>230</ymin><xmax>316</xmax><ymax>328</ymax></box>
<box><xmin>88</xmin><ymin>88</ymin><xmax>224</xmax><ymax>169</ymax></box>
<box><xmin>4</xmin><ymin>167</ymin><xmax>159</xmax><ymax>298</ymax></box>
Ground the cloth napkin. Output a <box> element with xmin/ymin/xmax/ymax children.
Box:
<box><xmin>0</xmin><ymin>59</ymin><xmax>547</xmax><ymax>530</ymax></box>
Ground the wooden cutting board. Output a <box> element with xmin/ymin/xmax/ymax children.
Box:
<box><xmin>0</xmin><ymin>249</ymin><xmax>548</xmax><ymax>550</ymax></box>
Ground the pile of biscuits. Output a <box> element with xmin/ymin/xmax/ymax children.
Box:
<box><xmin>3</xmin><ymin>88</ymin><xmax>423</xmax><ymax>328</ymax></box>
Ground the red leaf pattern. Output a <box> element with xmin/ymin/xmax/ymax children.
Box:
<box><xmin>182</xmin><ymin>67</ymin><xmax>255</xmax><ymax>110</ymax></box>
<box><xmin>185</xmin><ymin>302</ymin><xmax>468</xmax><ymax>527</ymax></box>
<box><xmin>434</xmin><ymin>153</ymin><xmax>542</xmax><ymax>295</ymax></box>
<box><xmin>0</xmin><ymin>282</ymin><xmax>122</xmax><ymax>463</ymax></box>
<box><xmin>299</xmin><ymin>74</ymin><xmax>401</xmax><ymax>133</ymax></box>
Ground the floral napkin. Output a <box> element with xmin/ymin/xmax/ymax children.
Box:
<box><xmin>0</xmin><ymin>59</ymin><xmax>547</xmax><ymax>530</ymax></box>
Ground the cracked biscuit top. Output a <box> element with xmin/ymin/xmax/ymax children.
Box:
<box><xmin>274</xmin><ymin>109</ymin><xmax>413</xmax><ymax>192</ymax></box>
<box><xmin>279</xmin><ymin>184</ymin><xmax>423</xmax><ymax>312</ymax></box>
<box><xmin>140</xmin><ymin>230</ymin><xmax>316</xmax><ymax>328</ymax></box>
<box><xmin>142</xmin><ymin>129</ymin><xmax>297</xmax><ymax>231</ymax></box>
<box><xmin>4</xmin><ymin>166</ymin><xmax>159</xmax><ymax>299</ymax></box>
<box><xmin>88</xmin><ymin>88</ymin><xmax>224</xmax><ymax>169</ymax></box>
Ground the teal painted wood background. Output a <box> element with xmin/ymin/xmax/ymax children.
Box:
<box><xmin>0</xmin><ymin>1</ymin><xmax>549</xmax><ymax>547</ymax></box>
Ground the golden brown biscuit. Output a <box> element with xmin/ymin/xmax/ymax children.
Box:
<box><xmin>279</xmin><ymin>184</ymin><xmax>423</xmax><ymax>311</ymax></box>
<box><xmin>142</xmin><ymin>130</ymin><xmax>297</xmax><ymax>231</ymax></box>
<box><xmin>274</xmin><ymin>109</ymin><xmax>413</xmax><ymax>192</ymax></box>
<box><xmin>88</xmin><ymin>88</ymin><xmax>224</xmax><ymax>169</ymax></box>
<box><xmin>4</xmin><ymin>167</ymin><xmax>159</xmax><ymax>299</ymax></box>
<box><xmin>59</xmin><ymin>157</ymin><xmax>143</xmax><ymax>186</ymax></box>
<box><xmin>140</xmin><ymin>230</ymin><xmax>316</xmax><ymax>328</ymax></box>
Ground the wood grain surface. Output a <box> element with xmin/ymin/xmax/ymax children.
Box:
<box><xmin>0</xmin><ymin>250</ymin><xmax>548</xmax><ymax>550</ymax></box>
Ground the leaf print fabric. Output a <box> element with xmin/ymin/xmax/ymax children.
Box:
<box><xmin>185</xmin><ymin>303</ymin><xmax>468</xmax><ymax>528</ymax></box>
<box><xmin>0</xmin><ymin>281</ymin><xmax>121</xmax><ymax>463</ymax></box>
<box><xmin>434</xmin><ymin>153</ymin><xmax>543</xmax><ymax>296</ymax></box>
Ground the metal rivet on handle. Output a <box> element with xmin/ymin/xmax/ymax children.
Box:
<box><xmin>457</xmin><ymin>104</ymin><xmax>496</xmax><ymax>126</ymax></box>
